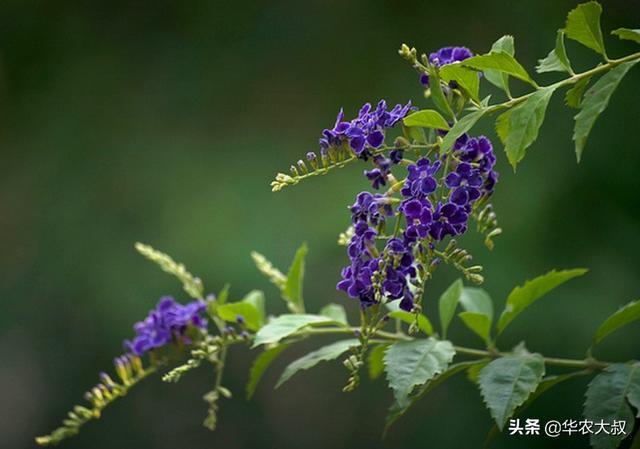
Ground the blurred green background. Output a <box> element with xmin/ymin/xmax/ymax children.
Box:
<box><xmin>1</xmin><ymin>1</ymin><xmax>639</xmax><ymax>448</ymax></box>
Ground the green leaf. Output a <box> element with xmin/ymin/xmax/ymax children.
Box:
<box><xmin>536</xmin><ymin>30</ymin><xmax>574</xmax><ymax>74</ymax></box>
<box><xmin>479</xmin><ymin>353</ymin><xmax>545</xmax><ymax>430</ymax></box>
<box><xmin>594</xmin><ymin>299</ymin><xmax>640</xmax><ymax>345</ymax></box>
<box><xmin>252</xmin><ymin>314</ymin><xmax>334</xmax><ymax>347</ymax></box>
<box><xmin>439</xmin><ymin>63</ymin><xmax>480</xmax><ymax>102</ymax></box>
<box><xmin>319</xmin><ymin>303</ymin><xmax>348</xmax><ymax>326</ymax></box>
<box><xmin>483</xmin><ymin>35</ymin><xmax>515</xmax><ymax>95</ymax></box>
<box><xmin>495</xmin><ymin>109</ymin><xmax>511</xmax><ymax>145</ymax></box>
<box><xmin>565</xmin><ymin>1</ymin><xmax>606</xmax><ymax>56</ymax></box>
<box><xmin>276</xmin><ymin>339</ymin><xmax>359</xmax><ymax>388</ymax></box>
<box><xmin>497</xmin><ymin>268</ymin><xmax>588</xmax><ymax>334</ymax></box>
<box><xmin>467</xmin><ymin>359</ymin><xmax>490</xmax><ymax>384</ymax></box>
<box><xmin>388</xmin><ymin>310</ymin><xmax>433</xmax><ymax>335</ymax></box>
<box><xmin>428</xmin><ymin>65</ymin><xmax>455</xmax><ymax>119</ymax></box>
<box><xmin>612</xmin><ymin>28</ymin><xmax>640</xmax><ymax>44</ymax></box>
<box><xmin>573</xmin><ymin>60</ymin><xmax>639</xmax><ymax>162</ymax></box>
<box><xmin>458</xmin><ymin>312</ymin><xmax>492</xmax><ymax>344</ymax></box>
<box><xmin>439</xmin><ymin>279</ymin><xmax>463</xmax><ymax>338</ymax></box>
<box><xmin>584</xmin><ymin>363</ymin><xmax>640</xmax><ymax>449</ymax></box>
<box><xmin>403</xmin><ymin>109</ymin><xmax>450</xmax><ymax>130</ymax></box>
<box><xmin>462</xmin><ymin>51</ymin><xmax>536</xmax><ymax>87</ymax></box>
<box><xmin>368</xmin><ymin>344</ymin><xmax>389</xmax><ymax>380</ymax></box>
<box><xmin>501</xmin><ymin>86</ymin><xmax>557</xmax><ymax>170</ymax></box>
<box><xmin>384</xmin><ymin>338</ymin><xmax>455</xmax><ymax>407</ymax></box>
<box><xmin>216</xmin><ymin>283</ymin><xmax>230</xmax><ymax>305</ymax></box>
<box><xmin>283</xmin><ymin>243</ymin><xmax>308</xmax><ymax>313</ymax></box>
<box><xmin>242</xmin><ymin>290</ymin><xmax>265</xmax><ymax>327</ymax></box>
<box><xmin>216</xmin><ymin>301</ymin><xmax>262</xmax><ymax>331</ymax></box>
<box><xmin>460</xmin><ymin>287</ymin><xmax>494</xmax><ymax>319</ymax></box>
<box><xmin>441</xmin><ymin>109</ymin><xmax>487</xmax><ymax>152</ymax></box>
<box><xmin>246</xmin><ymin>345</ymin><xmax>288</xmax><ymax>399</ymax></box>
<box><xmin>402</xmin><ymin>122</ymin><xmax>427</xmax><ymax>144</ymax></box>
<box><xmin>565</xmin><ymin>76</ymin><xmax>592</xmax><ymax>108</ymax></box>
<box><xmin>384</xmin><ymin>360</ymin><xmax>482</xmax><ymax>435</ymax></box>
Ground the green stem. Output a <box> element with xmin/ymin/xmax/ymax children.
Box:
<box><xmin>292</xmin><ymin>326</ymin><xmax>609</xmax><ymax>370</ymax></box>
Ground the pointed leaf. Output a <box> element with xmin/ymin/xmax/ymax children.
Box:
<box><xmin>565</xmin><ymin>76</ymin><xmax>592</xmax><ymax>108</ymax></box>
<box><xmin>459</xmin><ymin>312</ymin><xmax>492</xmax><ymax>344</ymax></box>
<box><xmin>497</xmin><ymin>268</ymin><xmax>588</xmax><ymax>334</ymax></box>
<box><xmin>460</xmin><ymin>287</ymin><xmax>494</xmax><ymax>319</ymax></box>
<box><xmin>484</xmin><ymin>35</ymin><xmax>515</xmax><ymax>95</ymax></box>
<box><xmin>384</xmin><ymin>338</ymin><xmax>455</xmax><ymax>407</ymax></box>
<box><xmin>439</xmin><ymin>279</ymin><xmax>463</xmax><ymax>338</ymax></box>
<box><xmin>495</xmin><ymin>109</ymin><xmax>511</xmax><ymax>145</ymax></box>
<box><xmin>612</xmin><ymin>28</ymin><xmax>640</xmax><ymax>44</ymax></box>
<box><xmin>242</xmin><ymin>290</ymin><xmax>266</xmax><ymax>327</ymax></box>
<box><xmin>462</xmin><ymin>51</ymin><xmax>535</xmax><ymax>87</ymax></box>
<box><xmin>252</xmin><ymin>314</ymin><xmax>334</xmax><ymax>347</ymax></box>
<box><xmin>502</xmin><ymin>86</ymin><xmax>557</xmax><ymax>170</ymax></box>
<box><xmin>441</xmin><ymin>109</ymin><xmax>487</xmax><ymax>152</ymax></box>
<box><xmin>283</xmin><ymin>243</ymin><xmax>308</xmax><ymax>313</ymax></box>
<box><xmin>584</xmin><ymin>363</ymin><xmax>640</xmax><ymax>449</ymax></box>
<box><xmin>565</xmin><ymin>1</ymin><xmax>606</xmax><ymax>56</ymax></box>
<box><xmin>384</xmin><ymin>360</ymin><xmax>481</xmax><ymax>434</ymax></box>
<box><xmin>479</xmin><ymin>353</ymin><xmax>545</xmax><ymax>430</ymax></box>
<box><xmin>403</xmin><ymin>109</ymin><xmax>450</xmax><ymax>130</ymax></box>
<box><xmin>368</xmin><ymin>344</ymin><xmax>389</xmax><ymax>380</ymax></box>
<box><xmin>536</xmin><ymin>30</ymin><xmax>573</xmax><ymax>74</ymax></box>
<box><xmin>319</xmin><ymin>303</ymin><xmax>348</xmax><ymax>326</ymax></box>
<box><xmin>574</xmin><ymin>60</ymin><xmax>639</xmax><ymax>162</ymax></box>
<box><xmin>276</xmin><ymin>339</ymin><xmax>359</xmax><ymax>388</ymax></box>
<box><xmin>594</xmin><ymin>299</ymin><xmax>640</xmax><ymax>345</ymax></box>
<box><xmin>428</xmin><ymin>65</ymin><xmax>455</xmax><ymax>119</ymax></box>
<box><xmin>216</xmin><ymin>301</ymin><xmax>262</xmax><ymax>331</ymax></box>
<box><xmin>388</xmin><ymin>310</ymin><xmax>433</xmax><ymax>335</ymax></box>
<box><xmin>246</xmin><ymin>345</ymin><xmax>288</xmax><ymax>399</ymax></box>
<box><xmin>439</xmin><ymin>63</ymin><xmax>480</xmax><ymax>102</ymax></box>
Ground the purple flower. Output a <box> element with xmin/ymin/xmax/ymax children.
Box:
<box><xmin>401</xmin><ymin>158</ymin><xmax>442</xmax><ymax>198</ymax></box>
<box><xmin>445</xmin><ymin>162</ymin><xmax>483</xmax><ymax>206</ymax></box>
<box><xmin>319</xmin><ymin>100</ymin><xmax>413</xmax><ymax>160</ymax></box>
<box><xmin>124</xmin><ymin>296</ymin><xmax>207</xmax><ymax>356</ymax></box>
<box><xmin>420</xmin><ymin>46</ymin><xmax>474</xmax><ymax>87</ymax></box>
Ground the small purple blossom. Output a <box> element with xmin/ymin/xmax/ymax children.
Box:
<box><xmin>124</xmin><ymin>296</ymin><xmax>207</xmax><ymax>356</ymax></box>
<box><xmin>420</xmin><ymin>46</ymin><xmax>474</xmax><ymax>87</ymax></box>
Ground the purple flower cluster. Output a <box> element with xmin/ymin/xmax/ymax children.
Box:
<box><xmin>420</xmin><ymin>46</ymin><xmax>474</xmax><ymax>87</ymax></box>
<box><xmin>319</xmin><ymin>100</ymin><xmax>412</xmax><ymax>162</ymax></box>
<box><xmin>337</xmin><ymin>192</ymin><xmax>418</xmax><ymax>311</ymax></box>
<box><xmin>337</xmin><ymin>133</ymin><xmax>498</xmax><ymax>310</ymax></box>
<box><xmin>125</xmin><ymin>296</ymin><xmax>207</xmax><ymax>356</ymax></box>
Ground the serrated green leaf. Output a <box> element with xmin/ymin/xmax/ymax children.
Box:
<box><xmin>384</xmin><ymin>360</ymin><xmax>481</xmax><ymax>435</ymax></box>
<box><xmin>565</xmin><ymin>76</ymin><xmax>592</xmax><ymax>108</ymax></box>
<box><xmin>574</xmin><ymin>60</ymin><xmax>639</xmax><ymax>162</ymax></box>
<box><xmin>479</xmin><ymin>353</ymin><xmax>545</xmax><ymax>430</ymax></box>
<box><xmin>246</xmin><ymin>345</ymin><xmax>288</xmax><ymax>399</ymax></box>
<box><xmin>319</xmin><ymin>303</ymin><xmax>348</xmax><ymax>326</ymax></box>
<box><xmin>403</xmin><ymin>109</ymin><xmax>450</xmax><ymax>130</ymax></box>
<box><xmin>388</xmin><ymin>311</ymin><xmax>433</xmax><ymax>335</ymax></box>
<box><xmin>462</xmin><ymin>51</ymin><xmax>535</xmax><ymax>87</ymax></box>
<box><xmin>484</xmin><ymin>371</ymin><xmax>584</xmax><ymax>447</ymax></box>
<box><xmin>216</xmin><ymin>301</ymin><xmax>262</xmax><ymax>331</ymax></box>
<box><xmin>428</xmin><ymin>65</ymin><xmax>455</xmax><ymax>119</ymax></box>
<box><xmin>497</xmin><ymin>268</ymin><xmax>588</xmax><ymax>334</ymax></box>
<box><xmin>612</xmin><ymin>28</ymin><xmax>640</xmax><ymax>44</ymax></box>
<box><xmin>252</xmin><ymin>314</ymin><xmax>334</xmax><ymax>347</ymax></box>
<box><xmin>536</xmin><ymin>30</ymin><xmax>574</xmax><ymax>74</ymax></box>
<box><xmin>439</xmin><ymin>279</ymin><xmax>463</xmax><ymax>338</ymax></box>
<box><xmin>439</xmin><ymin>63</ymin><xmax>480</xmax><ymax>102</ymax></box>
<box><xmin>584</xmin><ymin>363</ymin><xmax>640</xmax><ymax>449</ymax></box>
<box><xmin>484</xmin><ymin>35</ymin><xmax>515</xmax><ymax>95</ymax></box>
<box><xmin>459</xmin><ymin>312</ymin><xmax>492</xmax><ymax>344</ymax></box>
<box><xmin>384</xmin><ymin>338</ymin><xmax>455</xmax><ymax>407</ymax></box>
<box><xmin>495</xmin><ymin>109</ymin><xmax>511</xmax><ymax>145</ymax></box>
<box><xmin>441</xmin><ymin>109</ymin><xmax>487</xmax><ymax>152</ymax></box>
<box><xmin>276</xmin><ymin>339</ymin><xmax>359</xmax><ymax>388</ymax></box>
<box><xmin>283</xmin><ymin>243</ymin><xmax>308</xmax><ymax>313</ymax></box>
<box><xmin>565</xmin><ymin>1</ymin><xmax>606</xmax><ymax>56</ymax></box>
<box><xmin>594</xmin><ymin>299</ymin><xmax>640</xmax><ymax>345</ymax></box>
<box><xmin>502</xmin><ymin>86</ymin><xmax>557</xmax><ymax>170</ymax></box>
<box><xmin>368</xmin><ymin>344</ymin><xmax>389</xmax><ymax>380</ymax></box>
